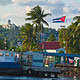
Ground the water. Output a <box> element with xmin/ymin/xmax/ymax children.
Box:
<box><xmin>0</xmin><ymin>76</ymin><xmax>79</xmax><ymax>80</ymax></box>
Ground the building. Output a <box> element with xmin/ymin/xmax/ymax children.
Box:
<box><xmin>40</xmin><ymin>41</ymin><xmax>65</xmax><ymax>53</ymax></box>
<box><xmin>2</xmin><ymin>24</ymin><xmax>9</xmax><ymax>29</ymax></box>
<box><xmin>2</xmin><ymin>20</ymin><xmax>20</xmax><ymax>30</ymax></box>
<box><xmin>40</xmin><ymin>41</ymin><xmax>65</xmax><ymax>65</ymax></box>
<box><xmin>1</xmin><ymin>20</ymin><xmax>20</xmax><ymax>49</ymax></box>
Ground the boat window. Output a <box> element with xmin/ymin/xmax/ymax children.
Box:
<box><xmin>43</xmin><ymin>56</ymin><xmax>49</xmax><ymax>67</ymax></box>
<box><xmin>27</xmin><ymin>55</ymin><xmax>32</xmax><ymax>60</ymax></box>
<box><xmin>47</xmin><ymin>56</ymin><xmax>55</xmax><ymax>63</ymax></box>
<box><xmin>27</xmin><ymin>55</ymin><xmax>32</xmax><ymax>66</ymax></box>
<box><xmin>0</xmin><ymin>53</ymin><xmax>3</xmax><ymax>56</ymax></box>
<box><xmin>5</xmin><ymin>53</ymin><xmax>9</xmax><ymax>56</ymax></box>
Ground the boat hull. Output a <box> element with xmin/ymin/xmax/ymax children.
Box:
<box><xmin>0</xmin><ymin>62</ymin><xmax>24</xmax><ymax>76</ymax></box>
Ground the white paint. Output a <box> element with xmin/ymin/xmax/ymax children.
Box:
<box><xmin>61</xmin><ymin>56</ymin><xmax>64</xmax><ymax>63</ymax></box>
<box><xmin>46</xmin><ymin>50</ymin><xmax>56</xmax><ymax>53</ymax></box>
<box><xmin>74</xmin><ymin>57</ymin><xmax>80</xmax><ymax>66</ymax></box>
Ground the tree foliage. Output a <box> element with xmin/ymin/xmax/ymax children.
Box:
<box><xmin>59</xmin><ymin>16</ymin><xmax>80</xmax><ymax>54</ymax></box>
<box><xmin>47</xmin><ymin>34</ymin><xmax>56</xmax><ymax>41</ymax></box>
<box><xmin>20</xmin><ymin>23</ymin><xmax>38</xmax><ymax>51</ymax></box>
<box><xmin>19</xmin><ymin>5</ymin><xmax>50</xmax><ymax>51</ymax></box>
<box><xmin>25</xmin><ymin>5</ymin><xmax>51</xmax><ymax>43</ymax></box>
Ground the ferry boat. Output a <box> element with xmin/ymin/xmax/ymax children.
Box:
<box><xmin>21</xmin><ymin>51</ymin><xmax>61</xmax><ymax>78</ymax></box>
<box><xmin>0</xmin><ymin>50</ymin><xmax>23</xmax><ymax>76</ymax></box>
<box><xmin>0</xmin><ymin>50</ymin><xmax>61</xmax><ymax>78</ymax></box>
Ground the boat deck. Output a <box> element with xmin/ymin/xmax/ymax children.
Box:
<box><xmin>24</xmin><ymin>66</ymin><xmax>61</xmax><ymax>73</ymax></box>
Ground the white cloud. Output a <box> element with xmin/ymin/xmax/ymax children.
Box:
<box><xmin>0</xmin><ymin>3</ymin><xmax>26</xmax><ymax>25</ymax></box>
<box><xmin>25</xmin><ymin>6</ymin><xmax>31</xmax><ymax>13</ymax></box>
<box><xmin>41</xmin><ymin>6</ymin><xmax>51</xmax><ymax>14</ymax></box>
<box><xmin>0</xmin><ymin>0</ymin><xmax>12</xmax><ymax>5</ymax></box>
<box><xmin>63</xmin><ymin>7</ymin><xmax>71</xmax><ymax>13</ymax></box>
<box><xmin>2</xmin><ymin>13</ymin><xmax>12</xmax><ymax>19</ymax></box>
<box><xmin>63</xmin><ymin>0</ymin><xmax>80</xmax><ymax>10</ymax></box>
<box><xmin>48</xmin><ymin>0</ymin><xmax>62</xmax><ymax>4</ymax></box>
<box><xmin>12</xmin><ymin>0</ymin><xmax>43</xmax><ymax>4</ymax></box>
<box><xmin>12</xmin><ymin>0</ymin><xmax>26</xmax><ymax>3</ymax></box>
<box><xmin>0</xmin><ymin>0</ymin><xmax>80</xmax><ymax>29</ymax></box>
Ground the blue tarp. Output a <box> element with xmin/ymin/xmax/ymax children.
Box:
<box><xmin>0</xmin><ymin>51</ymin><xmax>15</xmax><ymax>62</ymax></box>
<box><xmin>24</xmin><ymin>51</ymin><xmax>80</xmax><ymax>58</ymax></box>
<box><xmin>42</xmin><ymin>52</ymin><xmax>80</xmax><ymax>57</ymax></box>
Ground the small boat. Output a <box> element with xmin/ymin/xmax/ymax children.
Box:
<box><xmin>0</xmin><ymin>51</ymin><xmax>23</xmax><ymax>76</ymax></box>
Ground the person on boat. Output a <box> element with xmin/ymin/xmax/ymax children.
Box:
<box><xmin>14</xmin><ymin>53</ymin><xmax>17</xmax><ymax>62</ymax></box>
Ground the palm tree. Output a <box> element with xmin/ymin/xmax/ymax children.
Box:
<box><xmin>25</xmin><ymin>5</ymin><xmax>51</xmax><ymax>43</ymax></box>
<box><xmin>26</xmin><ymin>5</ymin><xmax>50</xmax><ymax>26</ymax></box>
<box><xmin>73</xmin><ymin>16</ymin><xmax>80</xmax><ymax>21</ymax></box>
<box><xmin>47</xmin><ymin>34</ymin><xmax>56</xmax><ymax>41</ymax></box>
<box><xmin>73</xmin><ymin>16</ymin><xmax>80</xmax><ymax>26</ymax></box>
<box><xmin>20</xmin><ymin>23</ymin><xmax>34</xmax><ymax>51</ymax></box>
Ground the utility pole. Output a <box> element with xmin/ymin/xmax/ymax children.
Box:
<box><xmin>65</xmin><ymin>41</ymin><xmax>68</xmax><ymax>54</ymax></box>
<box><xmin>4</xmin><ymin>38</ymin><xmax>7</xmax><ymax>50</ymax></box>
<box><xmin>65</xmin><ymin>40</ymin><xmax>69</xmax><ymax>63</ymax></box>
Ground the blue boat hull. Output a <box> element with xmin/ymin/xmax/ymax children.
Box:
<box><xmin>0</xmin><ymin>62</ymin><xmax>22</xmax><ymax>69</ymax></box>
<box><xmin>0</xmin><ymin>62</ymin><xmax>23</xmax><ymax>76</ymax></box>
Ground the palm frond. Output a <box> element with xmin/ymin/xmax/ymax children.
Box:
<box><xmin>43</xmin><ymin>13</ymin><xmax>51</xmax><ymax>17</ymax></box>
<box><xmin>42</xmin><ymin>19</ymin><xmax>49</xmax><ymax>26</ymax></box>
<box><xmin>73</xmin><ymin>16</ymin><xmax>80</xmax><ymax>20</ymax></box>
<box><xmin>25</xmin><ymin>17</ymin><xmax>33</xmax><ymax>20</ymax></box>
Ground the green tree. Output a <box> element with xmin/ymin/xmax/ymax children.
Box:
<box><xmin>58</xmin><ymin>28</ymin><xmax>69</xmax><ymax>49</ymax></box>
<box><xmin>68</xmin><ymin>16</ymin><xmax>80</xmax><ymax>53</ymax></box>
<box><xmin>0</xmin><ymin>39</ymin><xmax>5</xmax><ymax>49</ymax></box>
<box><xmin>47</xmin><ymin>34</ymin><xmax>56</xmax><ymax>41</ymax></box>
<box><xmin>20</xmin><ymin>23</ymin><xmax>37</xmax><ymax>51</ymax></box>
<box><xmin>73</xmin><ymin>16</ymin><xmax>80</xmax><ymax>26</ymax></box>
<box><xmin>25</xmin><ymin>5</ymin><xmax>51</xmax><ymax>43</ymax></box>
<box><xmin>59</xmin><ymin>16</ymin><xmax>80</xmax><ymax>54</ymax></box>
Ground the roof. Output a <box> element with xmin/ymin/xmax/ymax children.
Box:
<box><xmin>40</xmin><ymin>41</ymin><xmax>61</xmax><ymax>50</ymax></box>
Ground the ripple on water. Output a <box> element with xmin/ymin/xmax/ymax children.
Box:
<box><xmin>0</xmin><ymin>76</ymin><xmax>79</xmax><ymax>80</ymax></box>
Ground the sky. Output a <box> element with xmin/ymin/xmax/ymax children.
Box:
<box><xmin>0</xmin><ymin>0</ymin><xmax>80</xmax><ymax>30</ymax></box>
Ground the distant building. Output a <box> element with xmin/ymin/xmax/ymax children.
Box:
<box><xmin>2</xmin><ymin>24</ymin><xmax>9</xmax><ymax>29</ymax></box>
<box><xmin>8</xmin><ymin>19</ymin><xmax>11</xmax><ymax>25</ymax></box>
<box><xmin>1</xmin><ymin>20</ymin><xmax>20</xmax><ymax>48</ymax></box>
<box><xmin>2</xmin><ymin>20</ymin><xmax>19</xmax><ymax>30</ymax></box>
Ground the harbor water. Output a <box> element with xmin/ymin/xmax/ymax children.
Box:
<box><xmin>0</xmin><ymin>76</ymin><xmax>79</xmax><ymax>80</ymax></box>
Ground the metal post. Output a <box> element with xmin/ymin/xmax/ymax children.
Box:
<box><xmin>65</xmin><ymin>41</ymin><xmax>68</xmax><ymax>63</ymax></box>
<box><xmin>4</xmin><ymin>38</ymin><xmax>7</xmax><ymax>50</ymax></box>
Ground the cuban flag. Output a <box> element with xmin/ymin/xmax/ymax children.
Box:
<box><xmin>53</xmin><ymin>16</ymin><xmax>66</xmax><ymax>23</ymax></box>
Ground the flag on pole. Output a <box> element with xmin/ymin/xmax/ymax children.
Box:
<box><xmin>53</xmin><ymin>16</ymin><xmax>66</xmax><ymax>23</ymax></box>
<box><xmin>69</xmin><ymin>58</ymin><xmax>74</xmax><ymax>64</ymax></box>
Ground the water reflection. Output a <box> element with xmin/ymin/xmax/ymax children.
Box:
<box><xmin>0</xmin><ymin>76</ymin><xmax>54</xmax><ymax>80</ymax></box>
<box><xmin>0</xmin><ymin>76</ymin><xmax>79</xmax><ymax>80</ymax></box>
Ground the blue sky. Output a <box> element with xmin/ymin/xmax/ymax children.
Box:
<box><xmin>0</xmin><ymin>0</ymin><xmax>80</xmax><ymax>29</ymax></box>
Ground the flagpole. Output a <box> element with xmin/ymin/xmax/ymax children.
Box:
<box><xmin>52</xmin><ymin>16</ymin><xmax>67</xmax><ymax>63</ymax></box>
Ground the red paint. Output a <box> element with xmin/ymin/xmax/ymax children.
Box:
<box><xmin>40</xmin><ymin>41</ymin><xmax>61</xmax><ymax>49</ymax></box>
